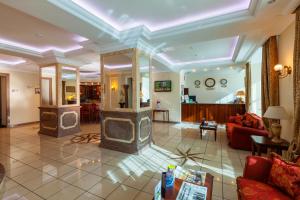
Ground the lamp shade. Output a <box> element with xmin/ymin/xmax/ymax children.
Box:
<box><xmin>236</xmin><ymin>90</ymin><xmax>245</xmax><ymax>96</ymax></box>
<box><xmin>274</xmin><ymin>64</ymin><xmax>283</xmax><ymax>71</ymax></box>
<box><xmin>263</xmin><ymin>106</ymin><xmax>289</xmax><ymax>120</ymax></box>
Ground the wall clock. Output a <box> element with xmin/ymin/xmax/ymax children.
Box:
<box><xmin>194</xmin><ymin>80</ymin><xmax>201</xmax><ymax>88</ymax></box>
<box><xmin>205</xmin><ymin>78</ymin><xmax>216</xmax><ymax>88</ymax></box>
<box><xmin>220</xmin><ymin>78</ymin><xmax>228</xmax><ymax>87</ymax></box>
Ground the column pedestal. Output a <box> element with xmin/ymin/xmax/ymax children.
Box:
<box><xmin>100</xmin><ymin>110</ymin><xmax>152</xmax><ymax>154</ymax></box>
<box><xmin>39</xmin><ymin>106</ymin><xmax>80</xmax><ymax>137</ymax></box>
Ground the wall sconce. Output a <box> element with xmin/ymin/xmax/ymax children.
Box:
<box><xmin>111</xmin><ymin>86</ymin><xmax>116</xmax><ymax>91</ymax></box>
<box><xmin>274</xmin><ymin>64</ymin><xmax>292</xmax><ymax>78</ymax></box>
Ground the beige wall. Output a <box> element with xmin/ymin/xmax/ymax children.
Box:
<box><xmin>152</xmin><ymin>72</ymin><xmax>181</xmax><ymax>122</ymax></box>
<box><xmin>0</xmin><ymin>67</ymin><xmax>40</xmax><ymax>126</ymax></box>
<box><xmin>278</xmin><ymin>21</ymin><xmax>295</xmax><ymax>142</ymax></box>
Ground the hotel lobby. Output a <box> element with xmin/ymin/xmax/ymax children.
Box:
<box><xmin>0</xmin><ymin>0</ymin><xmax>300</xmax><ymax>200</ymax></box>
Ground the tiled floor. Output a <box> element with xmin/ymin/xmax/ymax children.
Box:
<box><xmin>0</xmin><ymin>122</ymin><xmax>252</xmax><ymax>200</ymax></box>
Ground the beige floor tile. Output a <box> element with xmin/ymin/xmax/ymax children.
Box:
<box><xmin>212</xmin><ymin>181</ymin><xmax>223</xmax><ymax>197</ymax></box>
<box><xmin>76</xmin><ymin>192</ymin><xmax>104</xmax><ymax>200</ymax></box>
<box><xmin>21</xmin><ymin>173</ymin><xmax>56</xmax><ymax>191</ymax></box>
<box><xmin>134</xmin><ymin>191</ymin><xmax>153</xmax><ymax>200</ymax></box>
<box><xmin>71</xmin><ymin>173</ymin><xmax>102</xmax><ymax>190</ymax></box>
<box><xmin>47</xmin><ymin>184</ymin><xmax>84</xmax><ymax>200</ymax></box>
<box><xmin>141</xmin><ymin>178</ymin><xmax>160</xmax><ymax>194</ymax></box>
<box><xmin>223</xmin><ymin>183</ymin><xmax>238</xmax><ymax>200</ymax></box>
<box><xmin>34</xmin><ymin>179</ymin><xmax>70</xmax><ymax>199</ymax></box>
<box><xmin>106</xmin><ymin>185</ymin><xmax>139</xmax><ymax>200</ymax></box>
<box><xmin>2</xmin><ymin>184</ymin><xmax>30</xmax><ymax>200</ymax></box>
<box><xmin>18</xmin><ymin>192</ymin><xmax>44</xmax><ymax>200</ymax></box>
<box><xmin>59</xmin><ymin>169</ymin><xmax>88</xmax><ymax>184</ymax></box>
<box><xmin>90</xmin><ymin>164</ymin><xmax>117</xmax><ymax>177</ymax></box>
<box><xmin>123</xmin><ymin>175</ymin><xmax>151</xmax><ymax>190</ymax></box>
<box><xmin>88</xmin><ymin>178</ymin><xmax>120</xmax><ymax>199</ymax></box>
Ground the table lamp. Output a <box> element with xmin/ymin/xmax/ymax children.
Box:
<box><xmin>263</xmin><ymin>106</ymin><xmax>289</xmax><ymax>143</ymax></box>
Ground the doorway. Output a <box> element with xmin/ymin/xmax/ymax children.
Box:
<box><xmin>0</xmin><ymin>73</ymin><xmax>9</xmax><ymax>128</ymax></box>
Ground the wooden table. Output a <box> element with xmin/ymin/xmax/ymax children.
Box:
<box><xmin>153</xmin><ymin>109</ymin><xmax>169</xmax><ymax>122</ymax></box>
<box><xmin>164</xmin><ymin>174</ymin><xmax>214</xmax><ymax>200</ymax></box>
<box><xmin>251</xmin><ymin>135</ymin><xmax>290</xmax><ymax>156</ymax></box>
<box><xmin>200</xmin><ymin>122</ymin><xmax>217</xmax><ymax>141</ymax></box>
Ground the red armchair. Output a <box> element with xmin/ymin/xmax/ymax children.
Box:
<box><xmin>226</xmin><ymin>113</ymin><xmax>269</xmax><ymax>150</ymax></box>
<box><xmin>237</xmin><ymin>156</ymin><xmax>292</xmax><ymax>200</ymax></box>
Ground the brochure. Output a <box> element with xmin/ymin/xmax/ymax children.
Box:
<box><xmin>174</xmin><ymin>166</ymin><xmax>206</xmax><ymax>186</ymax></box>
<box><xmin>176</xmin><ymin>181</ymin><xmax>207</xmax><ymax>200</ymax></box>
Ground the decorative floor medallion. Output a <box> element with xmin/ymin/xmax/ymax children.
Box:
<box><xmin>70</xmin><ymin>133</ymin><xmax>100</xmax><ymax>144</ymax></box>
<box><xmin>170</xmin><ymin>147</ymin><xmax>208</xmax><ymax>166</ymax></box>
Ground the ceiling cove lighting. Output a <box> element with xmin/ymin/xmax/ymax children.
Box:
<box><xmin>71</xmin><ymin>0</ymin><xmax>252</xmax><ymax>32</ymax></box>
<box><xmin>158</xmin><ymin>36</ymin><xmax>239</xmax><ymax>66</ymax></box>
<box><xmin>0</xmin><ymin>38</ymin><xmax>83</xmax><ymax>53</ymax></box>
<box><xmin>0</xmin><ymin>59</ymin><xmax>26</xmax><ymax>65</ymax></box>
<box><xmin>104</xmin><ymin>64</ymin><xmax>132</xmax><ymax>69</ymax></box>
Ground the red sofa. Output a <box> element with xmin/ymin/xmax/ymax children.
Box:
<box><xmin>226</xmin><ymin>113</ymin><xmax>269</xmax><ymax>150</ymax></box>
<box><xmin>237</xmin><ymin>156</ymin><xmax>300</xmax><ymax>200</ymax></box>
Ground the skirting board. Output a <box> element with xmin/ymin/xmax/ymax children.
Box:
<box><xmin>8</xmin><ymin>121</ymin><xmax>39</xmax><ymax>128</ymax></box>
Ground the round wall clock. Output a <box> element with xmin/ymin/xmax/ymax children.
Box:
<box><xmin>194</xmin><ymin>80</ymin><xmax>201</xmax><ymax>88</ymax></box>
<box><xmin>220</xmin><ymin>78</ymin><xmax>228</xmax><ymax>87</ymax></box>
<box><xmin>205</xmin><ymin>78</ymin><xmax>216</xmax><ymax>88</ymax></box>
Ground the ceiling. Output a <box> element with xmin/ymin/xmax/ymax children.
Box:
<box><xmin>0</xmin><ymin>0</ymin><xmax>298</xmax><ymax>73</ymax></box>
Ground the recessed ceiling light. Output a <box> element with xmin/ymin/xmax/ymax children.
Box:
<box><xmin>35</xmin><ymin>33</ymin><xmax>44</xmax><ymax>38</ymax></box>
<box><xmin>216</xmin><ymin>67</ymin><xmax>221</xmax><ymax>70</ymax></box>
<box><xmin>192</xmin><ymin>69</ymin><xmax>196</xmax><ymax>72</ymax></box>
<box><xmin>204</xmin><ymin>68</ymin><xmax>208</xmax><ymax>72</ymax></box>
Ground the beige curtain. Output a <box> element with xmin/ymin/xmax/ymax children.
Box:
<box><xmin>293</xmin><ymin>9</ymin><xmax>300</xmax><ymax>139</ymax></box>
<box><xmin>245</xmin><ymin>63</ymin><xmax>251</xmax><ymax>112</ymax></box>
<box><xmin>261</xmin><ymin>36</ymin><xmax>280</xmax><ymax>127</ymax></box>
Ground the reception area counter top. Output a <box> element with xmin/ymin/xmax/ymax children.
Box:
<box><xmin>181</xmin><ymin>103</ymin><xmax>246</xmax><ymax>123</ymax></box>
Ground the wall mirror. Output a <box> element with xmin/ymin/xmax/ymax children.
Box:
<box><xmin>102</xmin><ymin>50</ymin><xmax>134</xmax><ymax>110</ymax></box>
<box><xmin>139</xmin><ymin>51</ymin><xmax>150</xmax><ymax>108</ymax></box>
<box><xmin>41</xmin><ymin>66</ymin><xmax>57</xmax><ymax>106</ymax></box>
<box><xmin>61</xmin><ymin>66</ymin><xmax>78</xmax><ymax>105</ymax></box>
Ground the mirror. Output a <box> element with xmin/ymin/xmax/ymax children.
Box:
<box><xmin>61</xmin><ymin>66</ymin><xmax>77</xmax><ymax>105</ymax></box>
<box><xmin>41</xmin><ymin>66</ymin><xmax>56</xmax><ymax>106</ymax></box>
<box><xmin>102</xmin><ymin>51</ymin><xmax>133</xmax><ymax>109</ymax></box>
<box><xmin>139</xmin><ymin>51</ymin><xmax>150</xmax><ymax>108</ymax></box>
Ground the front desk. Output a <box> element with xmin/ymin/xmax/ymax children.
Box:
<box><xmin>181</xmin><ymin>103</ymin><xmax>246</xmax><ymax>123</ymax></box>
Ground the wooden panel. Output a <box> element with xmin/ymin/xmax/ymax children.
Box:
<box><xmin>181</xmin><ymin>104</ymin><xmax>246</xmax><ymax>124</ymax></box>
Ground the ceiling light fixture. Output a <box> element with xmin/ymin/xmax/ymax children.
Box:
<box><xmin>104</xmin><ymin>64</ymin><xmax>132</xmax><ymax>69</ymax></box>
<box><xmin>0</xmin><ymin>38</ymin><xmax>83</xmax><ymax>53</ymax></box>
<box><xmin>71</xmin><ymin>0</ymin><xmax>251</xmax><ymax>32</ymax></box>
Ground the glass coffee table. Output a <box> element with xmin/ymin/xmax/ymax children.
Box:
<box><xmin>199</xmin><ymin>121</ymin><xmax>218</xmax><ymax>141</ymax></box>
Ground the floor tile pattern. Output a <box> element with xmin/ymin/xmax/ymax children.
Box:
<box><xmin>0</xmin><ymin>122</ymin><xmax>252</xmax><ymax>200</ymax></box>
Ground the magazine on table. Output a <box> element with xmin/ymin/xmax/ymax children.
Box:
<box><xmin>176</xmin><ymin>181</ymin><xmax>207</xmax><ymax>200</ymax></box>
<box><xmin>174</xmin><ymin>166</ymin><xmax>207</xmax><ymax>186</ymax></box>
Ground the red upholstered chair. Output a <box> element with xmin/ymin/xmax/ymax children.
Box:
<box><xmin>226</xmin><ymin>113</ymin><xmax>269</xmax><ymax>150</ymax></box>
<box><xmin>236</xmin><ymin>156</ymin><xmax>299</xmax><ymax>200</ymax></box>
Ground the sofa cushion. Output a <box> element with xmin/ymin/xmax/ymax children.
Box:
<box><xmin>242</xmin><ymin>120</ymin><xmax>254</xmax><ymax>128</ymax></box>
<box><xmin>237</xmin><ymin>177</ymin><xmax>291</xmax><ymax>200</ymax></box>
<box><xmin>268</xmin><ymin>153</ymin><xmax>300</xmax><ymax>199</ymax></box>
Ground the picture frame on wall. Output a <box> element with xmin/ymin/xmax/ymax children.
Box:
<box><xmin>154</xmin><ymin>80</ymin><xmax>172</xmax><ymax>92</ymax></box>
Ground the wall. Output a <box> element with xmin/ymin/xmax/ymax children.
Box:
<box><xmin>0</xmin><ymin>67</ymin><xmax>40</xmax><ymax>126</ymax></box>
<box><xmin>184</xmin><ymin>70</ymin><xmax>245</xmax><ymax>103</ymax></box>
<box><xmin>278</xmin><ymin>21</ymin><xmax>295</xmax><ymax>142</ymax></box>
<box><xmin>152</xmin><ymin>72</ymin><xmax>181</xmax><ymax>122</ymax></box>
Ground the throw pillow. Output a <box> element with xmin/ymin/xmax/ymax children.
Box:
<box><xmin>268</xmin><ymin>153</ymin><xmax>300</xmax><ymax>199</ymax></box>
<box><xmin>242</xmin><ymin>120</ymin><xmax>253</xmax><ymax>128</ymax></box>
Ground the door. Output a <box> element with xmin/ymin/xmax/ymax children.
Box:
<box><xmin>0</xmin><ymin>74</ymin><xmax>8</xmax><ymax>127</ymax></box>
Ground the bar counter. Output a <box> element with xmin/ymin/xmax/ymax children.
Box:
<box><xmin>181</xmin><ymin>103</ymin><xmax>246</xmax><ymax>124</ymax></box>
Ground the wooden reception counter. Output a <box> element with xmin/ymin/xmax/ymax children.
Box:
<box><xmin>181</xmin><ymin>103</ymin><xmax>246</xmax><ymax>124</ymax></box>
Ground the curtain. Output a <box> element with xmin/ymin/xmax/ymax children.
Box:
<box><xmin>293</xmin><ymin>9</ymin><xmax>300</xmax><ymax>139</ymax></box>
<box><xmin>245</xmin><ymin>63</ymin><xmax>251</xmax><ymax>112</ymax></box>
<box><xmin>261</xmin><ymin>36</ymin><xmax>280</xmax><ymax>127</ymax></box>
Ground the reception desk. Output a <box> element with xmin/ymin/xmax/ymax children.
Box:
<box><xmin>181</xmin><ymin>103</ymin><xmax>246</xmax><ymax>124</ymax></box>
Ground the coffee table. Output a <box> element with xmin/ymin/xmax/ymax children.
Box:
<box><xmin>163</xmin><ymin>173</ymin><xmax>214</xmax><ymax>200</ymax></box>
<box><xmin>200</xmin><ymin>122</ymin><xmax>217</xmax><ymax>141</ymax></box>
<box><xmin>251</xmin><ymin>135</ymin><xmax>290</xmax><ymax>156</ymax></box>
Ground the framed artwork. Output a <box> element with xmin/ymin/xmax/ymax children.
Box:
<box><xmin>154</xmin><ymin>80</ymin><xmax>172</xmax><ymax>92</ymax></box>
<box><xmin>35</xmin><ymin>88</ymin><xmax>40</xmax><ymax>94</ymax></box>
